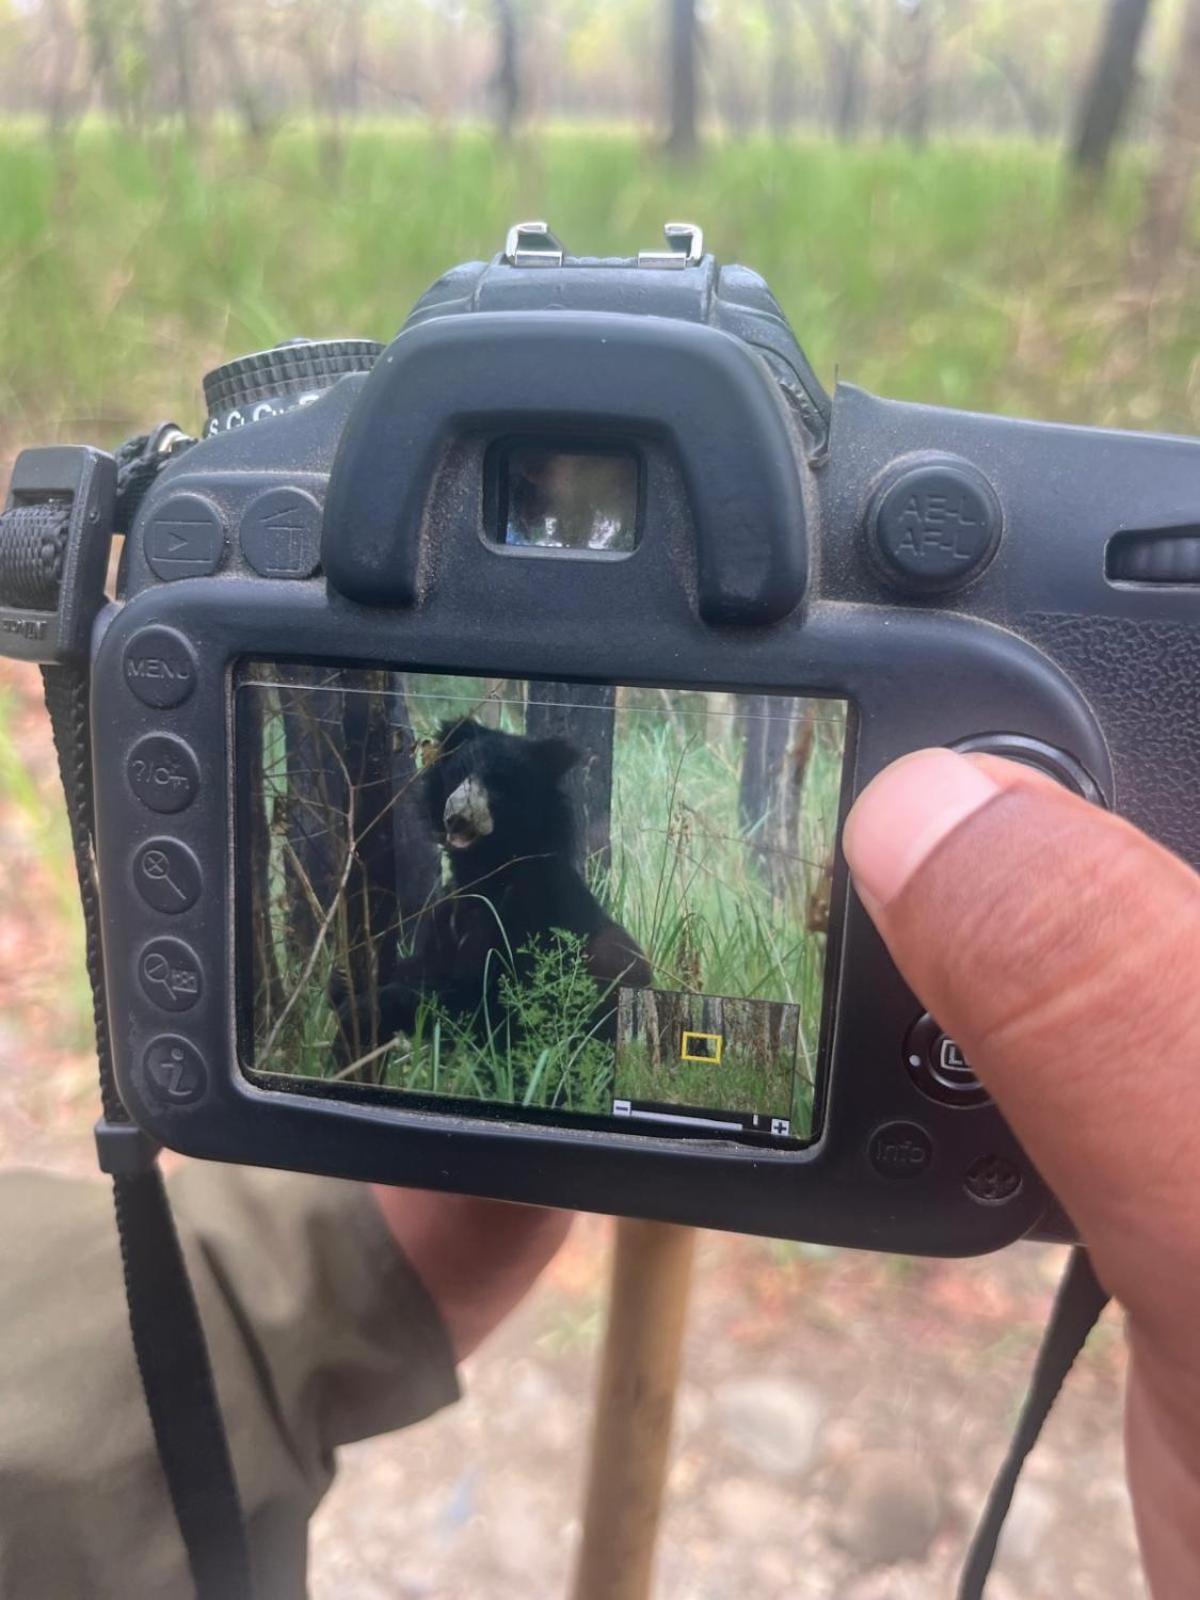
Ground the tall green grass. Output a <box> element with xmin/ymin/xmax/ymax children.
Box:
<box><xmin>1</xmin><ymin>124</ymin><xmax>1196</xmax><ymax>448</ymax></box>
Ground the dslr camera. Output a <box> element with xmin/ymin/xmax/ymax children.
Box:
<box><xmin>6</xmin><ymin>221</ymin><xmax>1198</xmax><ymax>1256</ymax></box>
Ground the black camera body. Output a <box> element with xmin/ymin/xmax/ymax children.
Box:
<box><xmin>9</xmin><ymin>224</ymin><xmax>1200</xmax><ymax>1256</ymax></box>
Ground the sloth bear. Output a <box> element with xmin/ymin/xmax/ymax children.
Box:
<box><xmin>335</xmin><ymin>716</ymin><xmax>651</xmax><ymax>1068</ymax></box>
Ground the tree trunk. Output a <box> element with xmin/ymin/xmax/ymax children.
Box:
<box><xmin>42</xmin><ymin>0</ymin><xmax>80</xmax><ymax>153</ymax></box>
<box><xmin>766</xmin><ymin>0</ymin><xmax>797</xmax><ymax>138</ymax></box>
<box><xmin>387</xmin><ymin>680</ymin><xmax>441</xmax><ymax>965</ymax></box>
<box><xmin>665</xmin><ymin>0</ymin><xmax>699</xmax><ymax>159</ymax></box>
<box><xmin>897</xmin><ymin>1</ymin><xmax>934</xmax><ymax>149</ymax></box>
<box><xmin>1069</xmin><ymin>0</ymin><xmax>1154</xmax><ymax>177</ymax></box>
<box><xmin>210</xmin><ymin>2</ymin><xmax>270</xmax><ymax>145</ymax></box>
<box><xmin>83</xmin><ymin>0</ymin><xmax>124</xmax><ymax>125</ymax></box>
<box><xmin>492</xmin><ymin>0</ymin><xmax>521</xmax><ymax>141</ymax></box>
<box><xmin>334</xmin><ymin>672</ymin><xmax>442</xmax><ymax>1071</ymax></box>
<box><xmin>830</xmin><ymin>28</ymin><xmax>866</xmax><ymax>142</ymax></box>
<box><xmin>1138</xmin><ymin>0</ymin><xmax>1200</xmax><ymax>263</ymax></box>
<box><xmin>340</xmin><ymin>0</ymin><xmax>367</xmax><ymax>115</ymax></box>
<box><xmin>525</xmin><ymin>683</ymin><xmax>615</xmax><ymax>879</ymax></box>
<box><xmin>277</xmin><ymin>681</ymin><xmax>348</xmax><ymax>962</ymax></box>
<box><xmin>715</xmin><ymin>57</ymin><xmax>753</xmax><ymax>139</ymax></box>
<box><xmin>985</xmin><ymin>49</ymin><xmax>1055</xmax><ymax>140</ymax></box>
<box><xmin>162</xmin><ymin>0</ymin><xmax>198</xmax><ymax>141</ymax></box>
<box><xmin>295</xmin><ymin>17</ymin><xmax>344</xmax><ymax>180</ymax></box>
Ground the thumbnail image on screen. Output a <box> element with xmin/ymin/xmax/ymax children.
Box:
<box><xmin>238</xmin><ymin>666</ymin><xmax>848</xmax><ymax>1145</ymax></box>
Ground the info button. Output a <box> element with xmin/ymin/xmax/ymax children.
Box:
<box><xmin>869</xmin><ymin>1121</ymin><xmax>934</xmax><ymax>1180</ymax></box>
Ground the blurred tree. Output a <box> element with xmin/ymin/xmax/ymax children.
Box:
<box><xmin>1069</xmin><ymin>0</ymin><xmax>1154</xmax><ymax>176</ymax></box>
<box><xmin>339</xmin><ymin>0</ymin><xmax>367</xmax><ymax>115</ymax></box>
<box><xmin>1139</xmin><ymin>0</ymin><xmax>1200</xmax><ymax>261</ymax></box>
<box><xmin>0</xmin><ymin>0</ymin><xmax>1185</xmax><ymax>143</ymax></box>
<box><xmin>665</xmin><ymin>0</ymin><xmax>698</xmax><ymax>157</ymax></box>
<box><xmin>161</xmin><ymin>0</ymin><xmax>199</xmax><ymax>144</ymax></box>
<box><xmin>209</xmin><ymin>0</ymin><xmax>270</xmax><ymax>144</ymax></box>
<box><xmin>288</xmin><ymin>0</ymin><xmax>347</xmax><ymax>175</ymax></box>
<box><xmin>766</xmin><ymin>0</ymin><xmax>799</xmax><ymax>136</ymax></box>
<box><xmin>491</xmin><ymin>0</ymin><xmax>521</xmax><ymax>139</ymax></box>
<box><xmin>978</xmin><ymin>44</ymin><xmax>1054</xmax><ymax>138</ymax></box>
<box><xmin>804</xmin><ymin>0</ymin><xmax>873</xmax><ymax>141</ymax></box>
<box><xmin>525</xmin><ymin>683</ymin><xmax>615</xmax><ymax>875</ymax></box>
<box><xmin>37</xmin><ymin>0</ymin><xmax>82</xmax><ymax>148</ymax></box>
<box><xmin>83</xmin><ymin>0</ymin><xmax>151</xmax><ymax>129</ymax></box>
<box><xmin>829</xmin><ymin>0</ymin><xmax>871</xmax><ymax>140</ymax></box>
<box><xmin>889</xmin><ymin>0</ymin><xmax>934</xmax><ymax>148</ymax></box>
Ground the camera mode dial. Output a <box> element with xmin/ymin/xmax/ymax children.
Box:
<box><xmin>202</xmin><ymin>338</ymin><xmax>382</xmax><ymax>436</ymax></box>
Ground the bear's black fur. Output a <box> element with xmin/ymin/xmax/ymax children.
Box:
<box><xmin>335</xmin><ymin>716</ymin><xmax>651</xmax><ymax>1066</ymax></box>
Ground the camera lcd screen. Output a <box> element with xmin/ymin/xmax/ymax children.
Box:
<box><xmin>498</xmin><ymin>447</ymin><xmax>639</xmax><ymax>551</ymax></box>
<box><xmin>237</xmin><ymin>667</ymin><xmax>849</xmax><ymax>1147</ymax></box>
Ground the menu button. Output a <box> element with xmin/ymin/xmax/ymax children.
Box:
<box><xmin>123</xmin><ymin>627</ymin><xmax>198</xmax><ymax>709</ymax></box>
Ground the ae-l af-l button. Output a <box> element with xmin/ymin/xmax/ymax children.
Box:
<box><xmin>868</xmin><ymin>455</ymin><xmax>1002</xmax><ymax>594</ymax></box>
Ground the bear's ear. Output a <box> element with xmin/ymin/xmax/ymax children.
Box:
<box><xmin>435</xmin><ymin>716</ymin><xmax>483</xmax><ymax>755</ymax></box>
<box><xmin>531</xmin><ymin>736</ymin><xmax>579</xmax><ymax>781</ymax></box>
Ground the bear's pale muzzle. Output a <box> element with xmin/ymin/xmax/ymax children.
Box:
<box><xmin>443</xmin><ymin>776</ymin><xmax>495</xmax><ymax>849</ymax></box>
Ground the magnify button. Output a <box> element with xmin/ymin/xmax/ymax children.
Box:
<box><xmin>134</xmin><ymin>839</ymin><xmax>201</xmax><ymax>914</ymax></box>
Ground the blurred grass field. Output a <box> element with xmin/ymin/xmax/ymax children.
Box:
<box><xmin>1</xmin><ymin>123</ymin><xmax>1198</xmax><ymax>451</ymax></box>
<box><xmin>0</xmin><ymin>122</ymin><xmax>1196</xmax><ymax>1065</ymax></box>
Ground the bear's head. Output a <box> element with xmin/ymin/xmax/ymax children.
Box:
<box><xmin>422</xmin><ymin>718</ymin><xmax>579</xmax><ymax>873</ymax></box>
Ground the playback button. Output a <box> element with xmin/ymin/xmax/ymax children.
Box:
<box><xmin>905</xmin><ymin>1012</ymin><xmax>989</xmax><ymax>1107</ymax></box>
<box><xmin>144</xmin><ymin>494</ymin><xmax>226</xmax><ymax>580</ymax></box>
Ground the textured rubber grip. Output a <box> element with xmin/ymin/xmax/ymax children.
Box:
<box><xmin>0</xmin><ymin>500</ymin><xmax>70</xmax><ymax>610</ymax></box>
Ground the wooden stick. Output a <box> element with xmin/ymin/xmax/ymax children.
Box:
<box><xmin>570</xmin><ymin>1218</ymin><xmax>697</xmax><ymax>1600</ymax></box>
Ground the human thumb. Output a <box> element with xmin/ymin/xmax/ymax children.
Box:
<box><xmin>842</xmin><ymin>748</ymin><xmax>1200</xmax><ymax>1357</ymax></box>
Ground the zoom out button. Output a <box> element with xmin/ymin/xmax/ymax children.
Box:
<box><xmin>138</xmin><ymin>937</ymin><xmax>203</xmax><ymax>1012</ymax></box>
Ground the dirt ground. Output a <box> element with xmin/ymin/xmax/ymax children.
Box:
<box><xmin>0</xmin><ymin>658</ymin><xmax>1145</xmax><ymax>1600</ymax></box>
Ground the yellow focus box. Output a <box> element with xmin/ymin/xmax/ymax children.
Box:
<box><xmin>680</xmin><ymin>1030</ymin><xmax>723</xmax><ymax>1065</ymax></box>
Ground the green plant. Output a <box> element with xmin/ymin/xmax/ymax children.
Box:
<box><xmin>380</xmin><ymin>930</ymin><xmax>617</xmax><ymax>1113</ymax></box>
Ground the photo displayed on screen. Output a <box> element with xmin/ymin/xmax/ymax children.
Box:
<box><xmin>238</xmin><ymin>666</ymin><xmax>848</xmax><ymax>1144</ymax></box>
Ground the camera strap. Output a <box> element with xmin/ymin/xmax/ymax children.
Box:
<box><xmin>0</xmin><ymin>435</ymin><xmax>253</xmax><ymax>1600</ymax></box>
<box><xmin>0</xmin><ymin>439</ymin><xmax>1110</xmax><ymax>1600</ymax></box>
<box><xmin>41</xmin><ymin>663</ymin><xmax>252</xmax><ymax>1600</ymax></box>
<box><xmin>957</xmin><ymin>1246</ymin><xmax>1109</xmax><ymax>1598</ymax></box>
